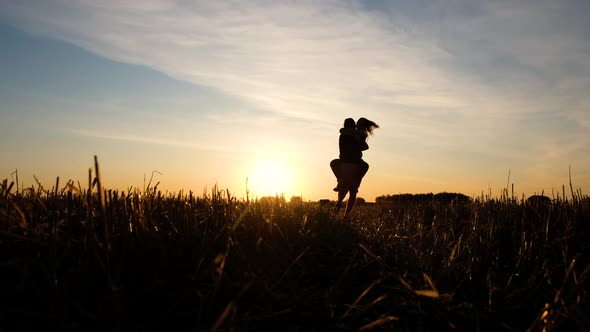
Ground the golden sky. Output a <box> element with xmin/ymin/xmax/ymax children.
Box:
<box><xmin>1</xmin><ymin>1</ymin><xmax>589</xmax><ymax>201</ymax></box>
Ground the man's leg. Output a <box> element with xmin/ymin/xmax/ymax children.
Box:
<box><xmin>334</xmin><ymin>190</ymin><xmax>347</xmax><ymax>213</ymax></box>
<box><xmin>345</xmin><ymin>191</ymin><xmax>357</xmax><ymax>216</ymax></box>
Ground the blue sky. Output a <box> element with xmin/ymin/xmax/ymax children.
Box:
<box><xmin>1</xmin><ymin>1</ymin><xmax>589</xmax><ymax>200</ymax></box>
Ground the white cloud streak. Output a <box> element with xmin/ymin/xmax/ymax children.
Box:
<box><xmin>65</xmin><ymin>128</ymin><xmax>224</xmax><ymax>152</ymax></box>
<box><xmin>1</xmin><ymin>1</ymin><xmax>471</xmax><ymax>118</ymax></box>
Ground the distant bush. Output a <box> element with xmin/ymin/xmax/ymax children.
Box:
<box><xmin>526</xmin><ymin>195</ymin><xmax>551</xmax><ymax>205</ymax></box>
<box><xmin>375</xmin><ymin>192</ymin><xmax>471</xmax><ymax>205</ymax></box>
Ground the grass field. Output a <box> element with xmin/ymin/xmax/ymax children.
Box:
<box><xmin>1</xmin><ymin>160</ymin><xmax>589</xmax><ymax>331</ymax></box>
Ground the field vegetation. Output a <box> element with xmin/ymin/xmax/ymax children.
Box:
<box><xmin>1</xmin><ymin>159</ymin><xmax>589</xmax><ymax>331</ymax></box>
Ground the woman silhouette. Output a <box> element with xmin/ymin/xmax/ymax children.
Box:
<box><xmin>330</xmin><ymin>117</ymin><xmax>379</xmax><ymax>216</ymax></box>
<box><xmin>356</xmin><ymin>117</ymin><xmax>379</xmax><ymax>179</ymax></box>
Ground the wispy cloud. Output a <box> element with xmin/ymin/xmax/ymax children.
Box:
<box><xmin>65</xmin><ymin>128</ymin><xmax>224</xmax><ymax>152</ymax></box>
<box><xmin>0</xmin><ymin>1</ymin><xmax>475</xmax><ymax>118</ymax></box>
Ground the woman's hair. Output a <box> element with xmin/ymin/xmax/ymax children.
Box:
<box><xmin>343</xmin><ymin>118</ymin><xmax>356</xmax><ymax>129</ymax></box>
<box><xmin>357</xmin><ymin>117</ymin><xmax>379</xmax><ymax>135</ymax></box>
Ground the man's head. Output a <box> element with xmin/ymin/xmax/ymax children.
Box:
<box><xmin>343</xmin><ymin>118</ymin><xmax>356</xmax><ymax>129</ymax></box>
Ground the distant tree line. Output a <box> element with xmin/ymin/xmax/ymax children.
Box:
<box><xmin>375</xmin><ymin>192</ymin><xmax>471</xmax><ymax>205</ymax></box>
<box><xmin>318</xmin><ymin>197</ymin><xmax>366</xmax><ymax>206</ymax></box>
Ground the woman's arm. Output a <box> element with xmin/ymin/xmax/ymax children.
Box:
<box><xmin>355</xmin><ymin>130</ymin><xmax>369</xmax><ymax>151</ymax></box>
<box><xmin>361</xmin><ymin>141</ymin><xmax>369</xmax><ymax>151</ymax></box>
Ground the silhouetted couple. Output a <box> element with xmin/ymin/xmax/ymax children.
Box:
<box><xmin>330</xmin><ymin>117</ymin><xmax>379</xmax><ymax>216</ymax></box>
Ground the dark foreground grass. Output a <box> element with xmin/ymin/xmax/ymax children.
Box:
<box><xmin>1</xmin><ymin>165</ymin><xmax>589</xmax><ymax>331</ymax></box>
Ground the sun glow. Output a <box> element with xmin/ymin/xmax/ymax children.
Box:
<box><xmin>248</xmin><ymin>159</ymin><xmax>293</xmax><ymax>197</ymax></box>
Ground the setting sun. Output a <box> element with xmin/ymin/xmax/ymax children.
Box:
<box><xmin>248</xmin><ymin>159</ymin><xmax>293</xmax><ymax>197</ymax></box>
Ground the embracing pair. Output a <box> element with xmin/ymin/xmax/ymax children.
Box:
<box><xmin>330</xmin><ymin>117</ymin><xmax>379</xmax><ymax>215</ymax></box>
